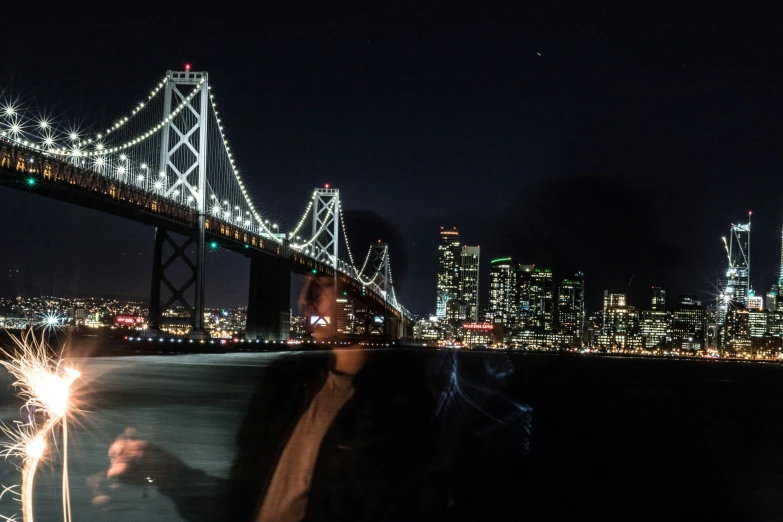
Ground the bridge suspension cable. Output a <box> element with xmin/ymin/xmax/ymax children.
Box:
<box><xmin>94</xmin><ymin>75</ymin><xmax>169</xmax><ymax>142</ymax></box>
<box><xmin>287</xmin><ymin>193</ymin><xmax>316</xmax><ymax>240</ymax></box>
<box><xmin>291</xmin><ymin>197</ymin><xmax>337</xmax><ymax>249</ymax></box>
<box><xmin>337</xmin><ymin>204</ymin><xmax>360</xmax><ymax>268</ymax></box>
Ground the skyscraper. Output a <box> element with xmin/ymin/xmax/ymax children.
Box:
<box><xmin>488</xmin><ymin>258</ymin><xmax>516</xmax><ymax>326</ymax></box>
<box><xmin>459</xmin><ymin>246</ymin><xmax>480</xmax><ymax>321</ymax></box>
<box><xmin>517</xmin><ymin>264</ymin><xmax>535</xmax><ymax>327</ymax></box>
<box><xmin>779</xmin><ymin>227</ymin><xmax>783</xmax><ymax>284</ymax></box>
<box><xmin>747</xmin><ymin>291</ymin><xmax>763</xmax><ymax>310</ymax></box>
<box><xmin>603</xmin><ymin>291</ymin><xmax>627</xmax><ymax>333</ymax></box>
<box><xmin>718</xmin><ymin>215</ymin><xmax>751</xmax><ymax>323</ymax></box>
<box><xmin>436</xmin><ymin>227</ymin><xmax>461</xmax><ymax>318</ymax></box>
<box><xmin>558</xmin><ymin>273</ymin><xmax>585</xmax><ymax>343</ymax></box>
<box><xmin>335</xmin><ymin>297</ymin><xmax>354</xmax><ymax>335</ymax></box>
<box><xmin>651</xmin><ymin>286</ymin><xmax>666</xmax><ymax>311</ymax></box>
<box><xmin>767</xmin><ymin>284</ymin><xmax>778</xmax><ymax>313</ymax></box>
<box><xmin>531</xmin><ymin>268</ymin><xmax>555</xmax><ymax>332</ymax></box>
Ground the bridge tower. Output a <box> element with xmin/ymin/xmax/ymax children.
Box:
<box><xmin>302</xmin><ymin>188</ymin><xmax>341</xmax><ymax>338</ymax></box>
<box><xmin>310</xmin><ymin>188</ymin><xmax>340</xmax><ymax>267</ymax></box>
<box><xmin>148</xmin><ymin>69</ymin><xmax>210</xmax><ymax>338</ymax></box>
<box><xmin>365</xmin><ymin>242</ymin><xmax>391</xmax><ymax>335</ymax></box>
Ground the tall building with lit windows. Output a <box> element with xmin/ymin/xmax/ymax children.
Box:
<box><xmin>488</xmin><ymin>258</ymin><xmax>516</xmax><ymax>326</ymax></box>
<box><xmin>335</xmin><ymin>298</ymin><xmax>354</xmax><ymax>335</ymax></box>
<box><xmin>651</xmin><ymin>286</ymin><xmax>666</xmax><ymax>311</ymax></box>
<box><xmin>459</xmin><ymin>246</ymin><xmax>480</xmax><ymax>321</ymax></box>
<box><xmin>603</xmin><ymin>291</ymin><xmax>627</xmax><ymax>333</ymax></box>
<box><xmin>436</xmin><ymin>227</ymin><xmax>461</xmax><ymax>319</ymax></box>
<box><xmin>558</xmin><ymin>273</ymin><xmax>585</xmax><ymax>343</ymax></box>
<box><xmin>779</xmin><ymin>227</ymin><xmax>783</xmax><ymax>284</ymax></box>
<box><xmin>531</xmin><ymin>268</ymin><xmax>555</xmax><ymax>332</ymax></box>
<box><xmin>516</xmin><ymin>265</ymin><xmax>535</xmax><ymax>326</ymax></box>
<box><xmin>718</xmin><ymin>216</ymin><xmax>751</xmax><ymax>324</ymax></box>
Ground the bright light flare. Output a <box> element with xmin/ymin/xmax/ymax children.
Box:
<box><xmin>0</xmin><ymin>330</ymin><xmax>81</xmax><ymax>522</ymax></box>
<box><xmin>24</xmin><ymin>363</ymin><xmax>76</xmax><ymax>418</ymax></box>
<box><xmin>25</xmin><ymin>437</ymin><xmax>45</xmax><ymax>459</ymax></box>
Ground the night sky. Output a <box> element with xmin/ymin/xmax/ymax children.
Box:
<box><xmin>1</xmin><ymin>4</ymin><xmax>782</xmax><ymax>314</ymax></box>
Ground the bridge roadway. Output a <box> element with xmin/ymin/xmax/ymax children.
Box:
<box><xmin>0</xmin><ymin>140</ymin><xmax>409</xmax><ymax>336</ymax></box>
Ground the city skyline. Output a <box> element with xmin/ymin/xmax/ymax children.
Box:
<box><xmin>429</xmin><ymin>213</ymin><xmax>783</xmax><ymax>319</ymax></box>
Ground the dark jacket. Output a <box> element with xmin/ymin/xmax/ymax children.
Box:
<box><xmin>225</xmin><ymin>350</ymin><xmax>449</xmax><ymax>522</ymax></box>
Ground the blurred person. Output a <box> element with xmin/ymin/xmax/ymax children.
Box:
<box><xmin>90</xmin><ymin>275</ymin><xmax>533</xmax><ymax>521</ymax></box>
<box><xmin>91</xmin><ymin>275</ymin><xmax>447</xmax><ymax>522</ymax></box>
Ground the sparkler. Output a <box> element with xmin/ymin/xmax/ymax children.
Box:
<box><xmin>0</xmin><ymin>329</ymin><xmax>80</xmax><ymax>522</ymax></box>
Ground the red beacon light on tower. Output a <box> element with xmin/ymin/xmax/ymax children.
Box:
<box><xmin>324</xmin><ymin>183</ymin><xmax>330</xmax><ymax>189</ymax></box>
<box><xmin>184</xmin><ymin>63</ymin><xmax>192</xmax><ymax>72</ymax></box>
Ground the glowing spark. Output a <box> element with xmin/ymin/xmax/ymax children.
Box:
<box><xmin>24</xmin><ymin>437</ymin><xmax>45</xmax><ymax>460</ymax></box>
<box><xmin>0</xmin><ymin>330</ymin><xmax>81</xmax><ymax>522</ymax></box>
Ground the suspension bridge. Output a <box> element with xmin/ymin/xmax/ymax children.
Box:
<box><xmin>0</xmin><ymin>68</ymin><xmax>411</xmax><ymax>339</ymax></box>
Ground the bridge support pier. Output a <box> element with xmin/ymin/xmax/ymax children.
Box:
<box><xmin>148</xmin><ymin>226</ymin><xmax>206</xmax><ymax>337</ymax></box>
<box><xmin>245</xmin><ymin>255</ymin><xmax>291</xmax><ymax>341</ymax></box>
<box><xmin>386</xmin><ymin>316</ymin><xmax>401</xmax><ymax>338</ymax></box>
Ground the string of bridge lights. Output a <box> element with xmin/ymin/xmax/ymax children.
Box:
<box><xmin>338</xmin><ymin>204</ymin><xmax>359</xmax><ymax>267</ymax></box>
<box><xmin>386</xmin><ymin>249</ymin><xmax>400</xmax><ymax>306</ymax></box>
<box><xmin>1</xmin><ymin>79</ymin><xmax>194</xmax><ymax>158</ymax></box>
<box><xmin>95</xmin><ymin>75</ymin><xmax>169</xmax><ymax>141</ymax></box>
<box><xmin>207</xmin><ymin>85</ymin><xmax>278</xmax><ymax>240</ymax></box>
<box><xmin>287</xmin><ymin>193</ymin><xmax>317</xmax><ymax>239</ymax></box>
<box><xmin>81</xmin><ymin>82</ymin><xmax>203</xmax><ymax>157</ymax></box>
<box><xmin>291</xmin><ymin>197</ymin><xmax>337</xmax><ymax>250</ymax></box>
